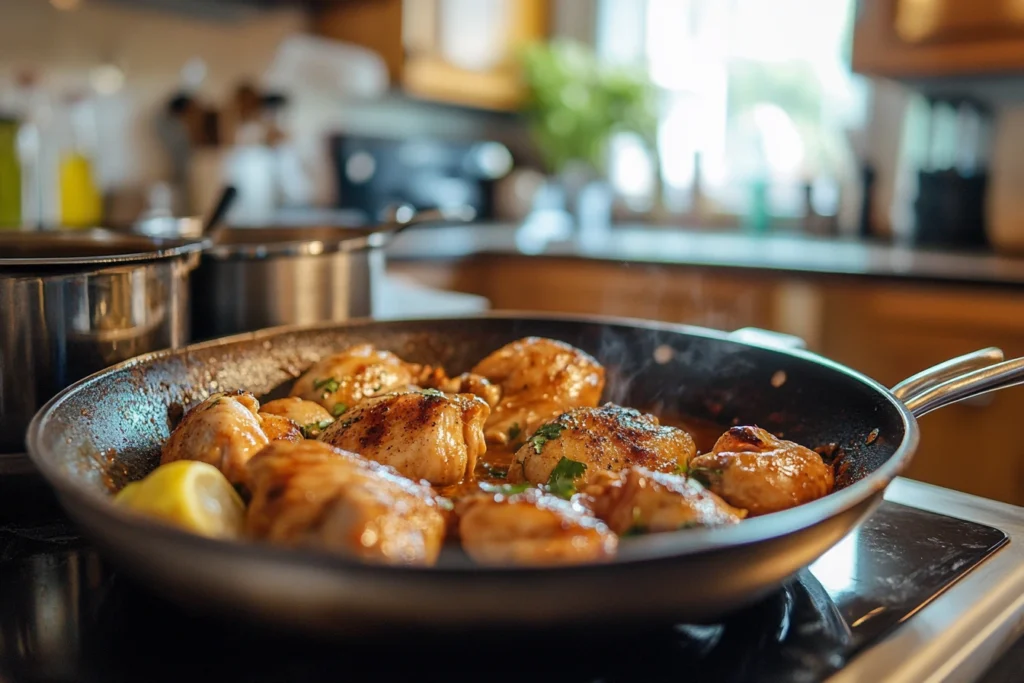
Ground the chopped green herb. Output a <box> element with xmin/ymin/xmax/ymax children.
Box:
<box><xmin>311</xmin><ymin>376</ymin><xmax>339</xmax><ymax>393</ymax></box>
<box><xmin>331</xmin><ymin>402</ymin><xmax>348</xmax><ymax>417</ymax></box>
<box><xmin>508</xmin><ymin>422</ymin><xmax>521</xmax><ymax>441</ymax></box>
<box><xmin>420</xmin><ymin>388</ymin><xmax>445</xmax><ymax>397</ymax></box>
<box><xmin>479</xmin><ymin>481</ymin><xmax>531</xmax><ymax>496</ymax></box>
<box><xmin>674</xmin><ymin>462</ymin><xmax>688</xmax><ymax>476</ymax></box>
<box><xmin>300</xmin><ymin>419</ymin><xmax>334</xmax><ymax>439</ymax></box>
<box><xmin>678</xmin><ymin>521</ymin><xmax>701</xmax><ymax>530</ymax></box>
<box><xmin>372</xmin><ymin>384</ymin><xmax>384</xmax><ymax>392</ymax></box>
<box><xmin>545</xmin><ymin>457</ymin><xmax>587</xmax><ymax>499</ymax></box>
<box><xmin>622</xmin><ymin>525</ymin><xmax>648</xmax><ymax>537</ymax></box>
<box><xmin>483</xmin><ymin>464</ymin><xmax>508</xmax><ymax>479</ymax></box>
<box><xmin>528</xmin><ymin>422</ymin><xmax>565</xmax><ymax>454</ymax></box>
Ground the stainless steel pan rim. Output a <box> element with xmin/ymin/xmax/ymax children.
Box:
<box><xmin>0</xmin><ymin>229</ymin><xmax>209</xmax><ymax>268</ymax></box>
<box><xmin>25</xmin><ymin>311</ymin><xmax>920</xmax><ymax>573</ymax></box>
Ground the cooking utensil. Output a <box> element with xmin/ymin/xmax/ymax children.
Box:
<box><xmin>24</xmin><ymin>313</ymin><xmax>1024</xmax><ymax>631</ymax></box>
<box><xmin>190</xmin><ymin>206</ymin><xmax>473</xmax><ymax>340</ymax></box>
<box><xmin>0</xmin><ymin>229</ymin><xmax>205</xmax><ymax>453</ymax></box>
<box><xmin>201</xmin><ymin>185</ymin><xmax>237</xmax><ymax>235</ymax></box>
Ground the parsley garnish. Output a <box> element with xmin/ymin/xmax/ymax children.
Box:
<box><xmin>300</xmin><ymin>419</ymin><xmax>334</xmax><ymax>439</ymax></box>
<box><xmin>483</xmin><ymin>464</ymin><xmax>508</xmax><ymax>479</ymax></box>
<box><xmin>622</xmin><ymin>525</ymin><xmax>648</xmax><ymax>537</ymax></box>
<box><xmin>420</xmin><ymin>388</ymin><xmax>445</xmax><ymax>397</ymax></box>
<box><xmin>545</xmin><ymin>457</ymin><xmax>587</xmax><ymax>499</ymax></box>
<box><xmin>528</xmin><ymin>422</ymin><xmax>565</xmax><ymax>454</ymax></box>
<box><xmin>508</xmin><ymin>422</ymin><xmax>521</xmax><ymax>441</ymax></box>
<box><xmin>479</xmin><ymin>481</ymin><xmax>531</xmax><ymax>496</ymax></box>
<box><xmin>332</xmin><ymin>402</ymin><xmax>348</xmax><ymax>417</ymax></box>
<box><xmin>313</xmin><ymin>377</ymin><xmax>339</xmax><ymax>397</ymax></box>
<box><xmin>674</xmin><ymin>462</ymin><xmax>688</xmax><ymax>476</ymax></box>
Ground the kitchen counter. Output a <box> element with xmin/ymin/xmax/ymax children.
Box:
<box><xmin>387</xmin><ymin>223</ymin><xmax>1024</xmax><ymax>288</ymax></box>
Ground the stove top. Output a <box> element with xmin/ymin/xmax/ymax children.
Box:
<box><xmin>0</xmin><ymin>477</ymin><xmax>1021</xmax><ymax>683</ymax></box>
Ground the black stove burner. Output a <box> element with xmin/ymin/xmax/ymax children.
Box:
<box><xmin>0</xmin><ymin>482</ymin><xmax>1008</xmax><ymax>683</ymax></box>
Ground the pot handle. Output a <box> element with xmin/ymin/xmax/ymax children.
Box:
<box><xmin>892</xmin><ymin>348</ymin><xmax>1024</xmax><ymax>417</ymax></box>
<box><xmin>374</xmin><ymin>204</ymin><xmax>477</xmax><ymax>239</ymax></box>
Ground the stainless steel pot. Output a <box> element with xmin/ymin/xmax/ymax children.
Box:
<box><xmin>0</xmin><ymin>229</ymin><xmax>205</xmax><ymax>453</ymax></box>
<box><xmin>190</xmin><ymin>207</ymin><xmax>473</xmax><ymax>341</ymax></box>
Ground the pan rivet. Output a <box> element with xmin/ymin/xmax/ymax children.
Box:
<box><xmin>771</xmin><ymin>370</ymin><xmax>787</xmax><ymax>388</ymax></box>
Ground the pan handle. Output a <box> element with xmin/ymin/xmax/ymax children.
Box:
<box><xmin>891</xmin><ymin>347</ymin><xmax>1004</xmax><ymax>402</ymax></box>
<box><xmin>894</xmin><ymin>351</ymin><xmax>1024</xmax><ymax>417</ymax></box>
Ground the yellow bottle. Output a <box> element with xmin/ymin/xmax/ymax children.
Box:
<box><xmin>59</xmin><ymin>151</ymin><xmax>101</xmax><ymax>229</ymax></box>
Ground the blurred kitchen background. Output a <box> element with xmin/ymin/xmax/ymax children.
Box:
<box><xmin>6</xmin><ymin>0</ymin><xmax>1024</xmax><ymax>504</ymax></box>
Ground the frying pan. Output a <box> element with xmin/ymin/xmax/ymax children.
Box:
<box><xmin>23</xmin><ymin>313</ymin><xmax>1024</xmax><ymax>633</ymax></box>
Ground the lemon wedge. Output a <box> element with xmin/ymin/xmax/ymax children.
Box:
<box><xmin>113</xmin><ymin>460</ymin><xmax>245</xmax><ymax>539</ymax></box>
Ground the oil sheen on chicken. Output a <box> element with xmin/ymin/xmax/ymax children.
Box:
<box><xmin>507</xmin><ymin>404</ymin><xmax>697</xmax><ymax>486</ymax></box>
<box><xmin>289</xmin><ymin>344</ymin><xmax>420</xmax><ymax>414</ymax></box>
<box><xmin>245</xmin><ymin>440</ymin><xmax>447</xmax><ymax>566</ymax></box>
<box><xmin>318</xmin><ymin>390</ymin><xmax>489</xmax><ymax>486</ymax></box>
<box><xmin>471</xmin><ymin>337</ymin><xmax>605</xmax><ymax>445</ymax></box>
<box><xmin>586</xmin><ymin>466</ymin><xmax>745</xmax><ymax>535</ymax></box>
<box><xmin>161</xmin><ymin>391</ymin><xmax>270</xmax><ymax>485</ymax></box>
<box><xmin>457</xmin><ymin>487</ymin><xmax>617</xmax><ymax>566</ymax></box>
<box><xmin>689</xmin><ymin>426</ymin><xmax>834</xmax><ymax>516</ymax></box>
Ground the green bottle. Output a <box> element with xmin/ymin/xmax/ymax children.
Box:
<box><xmin>0</xmin><ymin>117</ymin><xmax>21</xmax><ymax>229</ymax></box>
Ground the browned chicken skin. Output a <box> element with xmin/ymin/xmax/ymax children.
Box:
<box><xmin>245</xmin><ymin>440</ymin><xmax>446</xmax><ymax>566</ymax></box>
<box><xmin>471</xmin><ymin>337</ymin><xmax>605</xmax><ymax>445</ymax></box>
<box><xmin>289</xmin><ymin>344</ymin><xmax>420</xmax><ymax>414</ymax></box>
<box><xmin>689</xmin><ymin>426</ymin><xmax>834</xmax><ymax>516</ymax></box>
<box><xmin>457</xmin><ymin>487</ymin><xmax>617</xmax><ymax>566</ymax></box>
<box><xmin>318</xmin><ymin>390</ymin><xmax>489</xmax><ymax>486</ymax></box>
<box><xmin>507</xmin><ymin>404</ymin><xmax>696</xmax><ymax>486</ymax></box>
<box><xmin>420</xmin><ymin>371</ymin><xmax>501</xmax><ymax>408</ymax></box>
<box><xmin>161</xmin><ymin>391</ymin><xmax>269</xmax><ymax>485</ymax></box>
<box><xmin>261</xmin><ymin>398</ymin><xmax>335</xmax><ymax>429</ymax></box>
<box><xmin>257</xmin><ymin>414</ymin><xmax>304</xmax><ymax>443</ymax></box>
<box><xmin>586</xmin><ymin>467</ymin><xmax>746</xmax><ymax>535</ymax></box>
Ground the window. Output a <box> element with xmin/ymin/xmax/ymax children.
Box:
<box><xmin>597</xmin><ymin>0</ymin><xmax>870</xmax><ymax>224</ymax></box>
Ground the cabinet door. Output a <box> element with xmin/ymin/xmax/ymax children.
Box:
<box><xmin>853</xmin><ymin>0</ymin><xmax>1024</xmax><ymax>77</ymax></box>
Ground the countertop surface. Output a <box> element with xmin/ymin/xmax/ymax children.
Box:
<box><xmin>387</xmin><ymin>223</ymin><xmax>1024</xmax><ymax>288</ymax></box>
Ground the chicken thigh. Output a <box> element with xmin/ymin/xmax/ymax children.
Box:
<box><xmin>318</xmin><ymin>389</ymin><xmax>489</xmax><ymax>486</ymax></box>
<box><xmin>689</xmin><ymin>426</ymin><xmax>834</xmax><ymax>516</ymax></box>
<box><xmin>289</xmin><ymin>344</ymin><xmax>419</xmax><ymax>414</ymax></box>
<box><xmin>457</xmin><ymin>487</ymin><xmax>617</xmax><ymax>566</ymax></box>
<box><xmin>245</xmin><ymin>440</ymin><xmax>446</xmax><ymax>566</ymax></box>
<box><xmin>507</xmin><ymin>404</ymin><xmax>696</xmax><ymax>488</ymax></box>
<box><xmin>471</xmin><ymin>337</ymin><xmax>605</xmax><ymax>445</ymax></box>
<box><xmin>260</xmin><ymin>397</ymin><xmax>335</xmax><ymax>438</ymax></box>
<box><xmin>586</xmin><ymin>467</ymin><xmax>745</xmax><ymax>535</ymax></box>
<box><xmin>161</xmin><ymin>391</ymin><xmax>269</xmax><ymax>485</ymax></box>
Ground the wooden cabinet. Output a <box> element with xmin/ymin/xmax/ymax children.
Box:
<box><xmin>391</xmin><ymin>255</ymin><xmax>1024</xmax><ymax>506</ymax></box>
<box><xmin>314</xmin><ymin>0</ymin><xmax>549</xmax><ymax>110</ymax></box>
<box><xmin>853</xmin><ymin>0</ymin><xmax>1024</xmax><ymax>78</ymax></box>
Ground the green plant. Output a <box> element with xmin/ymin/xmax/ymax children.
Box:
<box><xmin>520</xmin><ymin>40</ymin><xmax>656</xmax><ymax>175</ymax></box>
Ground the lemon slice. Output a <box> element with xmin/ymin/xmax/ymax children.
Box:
<box><xmin>114</xmin><ymin>460</ymin><xmax>245</xmax><ymax>539</ymax></box>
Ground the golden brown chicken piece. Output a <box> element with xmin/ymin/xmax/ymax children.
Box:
<box><xmin>689</xmin><ymin>426</ymin><xmax>834</xmax><ymax>516</ymax></box>
<box><xmin>471</xmin><ymin>337</ymin><xmax>605</xmax><ymax>445</ymax></box>
<box><xmin>419</xmin><ymin>370</ymin><xmax>501</xmax><ymax>408</ymax></box>
<box><xmin>161</xmin><ymin>391</ymin><xmax>270</xmax><ymax>485</ymax></box>
<box><xmin>260</xmin><ymin>397</ymin><xmax>336</xmax><ymax>439</ymax></box>
<box><xmin>289</xmin><ymin>344</ymin><xmax>419</xmax><ymax>414</ymax></box>
<box><xmin>258</xmin><ymin>413</ymin><xmax>304</xmax><ymax>443</ymax></box>
<box><xmin>586</xmin><ymin>467</ymin><xmax>745</xmax><ymax>535</ymax></box>
<box><xmin>245</xmin><ymin>440</ymin><xmax>446</xmax><ymax>566</ymax></box>
<box><xmin>457</xmin><ymin>487</ymin><xmax>617</xmax><ymax>566</ymax></box>
<box><xmin>507</xmin><ymin>404</ymin><xmax>696</xmax><ymax>488</ymax></box>
<box><xmin>318</xmin><ymin>390</ymin><xmax>489</xmax><ymax>486</ymax></box>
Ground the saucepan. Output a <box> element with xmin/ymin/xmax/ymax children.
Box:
<box><xmin>23</xmin><ymin>313</ymin><xmax>1024</xmax><ymax>632</ymax></box>
<box><xmin>0</xmin><ymin>229</ymin><xmax>205</xmax><ymax>453</ymax></box>
<box><xmin>189</xmin><ymin>205</ymin><xmax>475</xmax><ymax>340</ymax></box>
